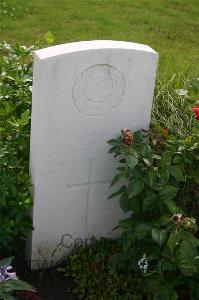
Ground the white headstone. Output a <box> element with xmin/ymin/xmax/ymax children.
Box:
<box><xmin>27</xmin><ymin>40</ymin><xmax>158</xmax><ymax>269</ymax></box>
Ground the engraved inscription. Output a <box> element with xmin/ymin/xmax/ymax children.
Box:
<box><xmin>72</xmin><ymin>64</ymin><xmax>125</xmax><ymax>116</ymax></box>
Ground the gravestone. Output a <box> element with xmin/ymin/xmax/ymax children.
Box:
<box><xmin>27</xmin><ymin>40</ymin><xmax>158</xmax><ymax>269</ymax></box>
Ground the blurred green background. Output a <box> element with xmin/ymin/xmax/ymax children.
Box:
<box><xmin>0</xmin><ymin>0</ymin><xmax>198</xmax><ymax>77</ymax></box>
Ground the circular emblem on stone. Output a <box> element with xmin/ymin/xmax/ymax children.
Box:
<box><xmin>72</xmin><ymin>64</ymin><xmax>125</xmax><ymax>116</ymax></box>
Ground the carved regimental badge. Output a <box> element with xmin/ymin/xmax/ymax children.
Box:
<box><xmin>72</xmin><ymin>64</ymin><xmax>125</xmax><ymax>116</ymax></box>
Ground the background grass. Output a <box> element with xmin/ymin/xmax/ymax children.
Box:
<box><xmin>0</xmin><ymin>0</ymin><xmax>198</xmax><ymax>78</ymax></box>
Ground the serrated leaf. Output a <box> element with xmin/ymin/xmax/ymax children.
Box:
<box><xmin>126</xmin><ymin>155</ymin><xmax>138</xmax><ymax>170</ymax></box>
<box><xmin>110</xmin><ymin>173</ymin><xmax>123</xmax><ymax>187</ymax></box>
<box><xmin>159</xmin><ymin>185</ymin><xmax>178</xmax><ymax>200</ymax></box>
<box><xmin>108</xmin><ymin>185</ymin><xmax>126</xmax><ymax>199</ymax></box>
<box><xmin>127</xmin><ymin>178</ymin><xmax>144</xmax><ymax>197</ymax></box>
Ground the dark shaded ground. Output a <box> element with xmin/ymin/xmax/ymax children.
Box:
<box><xmin>12</xmin><ymin>256</ymin><xmax>78</xmax><ymax>300</ymax></box>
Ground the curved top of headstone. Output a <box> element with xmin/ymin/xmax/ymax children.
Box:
<box><xmin>35</xmin><ymin>40</ymin><xmax>158</xmax><ymax>60</ymax></box>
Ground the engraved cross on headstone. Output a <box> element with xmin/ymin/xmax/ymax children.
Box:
<box><xmin>67</xmin><ymin>158</ymin><xmax>110</xmax><ymax>226</ymax></box>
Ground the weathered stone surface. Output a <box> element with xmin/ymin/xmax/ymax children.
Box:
<box><xmin>28</xmin><ymin>40</ymin><xmax>158</xmax><ymax>269</ymax></box>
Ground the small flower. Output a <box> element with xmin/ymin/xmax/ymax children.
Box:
<box><xmin>171</xmin><ymin>213</ymin><xmax>185</xmax><ymax>223</ymax></box>
<box><xmin>175</xmin><ymin>89</ymin><xmax>188</xmax><ymax>97</ymax></box>
<box><xmin>138</xmin><ymin>254</ymin><xmax>148</xmax><ymax>274</ymax></box>
<box><xmin>192</xmin><ymin>106</ymin><xmax>199</xmax><ymax>120</ymax></box>
<box><xmin>121</xmin><ymin>128</ymin><xmax>133</xmax><ymax>146</ymax></box>
<box><xmin>0</xmin><ymin>265</ymin><xmax>17</xmax><ymax>282</ymax></box>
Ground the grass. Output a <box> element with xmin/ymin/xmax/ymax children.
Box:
<box><xmin>0</xmin><ymin>0</ymin><xmax>198</xmax><ymax>78</ymax></box>
<box><xmin>152</xmin><ymin>76</ymin><xmax>197</xmax><ymax>137</ymax></box>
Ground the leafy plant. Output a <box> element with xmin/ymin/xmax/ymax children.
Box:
<box><xmin>59</xmin><ymin>237</ymin><xmax>145</xmax><ymax>300</ymax></box>
<box><xmin>0</xmin><ymin>257</ymin><xmax>35</xmax><ymax>300</ymax></box>
<box><xmin>107</xmin><ymin>126</ymin><xmax>199</xmax><ymax>299</ymax></box>
<box><xmin>0</xmin><ymin>42</ymin><xmax>35</xmax><ymax>253</ymax></box>
<box><xmin>0</xmin><ymin>38</ymin><xmax>54</xmax><ymax>254</ymax></box>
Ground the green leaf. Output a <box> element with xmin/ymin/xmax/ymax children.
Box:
<box><xmin>172</xmin><ymin>155</ymin><xmax>182</xmax><ymax>164</ymax></box>
<box><xmin>167</xmin><ymin>231</ymin><xmax>179</xmax><ymax>254</ymax></box>
<box><xmin>108</xmin><ymin>185</ymin><xmax>126</xmax><ymax>199</ymax></box>
<box><xmin>117</xmin><ymin>167</ymin><xmax>126</xmax><ymax>172</ymax></box>
<box><xmin>20</xmin><ymin>109</ymin><xmax>30</xmax><ymax>125</ymax></box>
<box><xmin>152</xmin><ymin>154</ymin><xmax>161</xmax><ymax>160</ymax></box>
<box><xmin>108</xmin><ymin>145</ymin><xmax>120</xmax><ymax>154</ymax></box>
<box><xmin>157</xmin><ymin>258</ymin><xmax>176</xmax><ymax>273</ymax></box>
<box><xmin>128</xmin><ymin>197</ymin><xmax>140</xmax><ymax>213</ymax></box>
<box><xmin>134</xmin><ymin>223</ymin><xmax>151</xmax><ymax>239</ymax></box>
<box><xmin>147</xmin><ymin>169</ymin><xmax>155</xmax><ymax>187</ymax></box>
<box><xmin>143</xmin><ymin>158</ymin><xmax>151</xmax><ymax>166</ymax></box>
<box><xmin>159</xmin><ymin>185</ymin><xmax>178</xmax><ymax>200</ymax></box>
<box><xmin>107</xmin><ymin>138</ymin><xmax>120</xmax><ymax>146</ymax></box>
<box><xmin>127</xmin><ymin>178</ymin><xmax>144</xmax><ymax>197</ymax></box>
<box><xmin>119</xmin><ymin>158</ymin><xmax>126</xmax><ymax>163</ymax></box>
<box><xmin>0</xmin><ymin>257</ymin><xmax>13</xmax><ymax>267</ymax></box>
<box><xmin>142</xmin><ymin>191</ymin><xmax>157</xmax><ymax>211</ymax></box>
<box><xmin>119</xmin><ymin>194</ymin><xmax>130</xmax><ymax>212</ymax></box>
<box><xmin>178</xmin><ymin>263</ymin><xmax>195</xmax><ymax>276</ymax></box>
<box><xmin>152</xmin><ymin>228</ymin><xmax>168</xmax><ymax>247</ymax></box>
<box><xmin>157</xmin><ymin>215</ymin><xmax>171</xmax><ymax>226</ymax></box>
<box><xmin>161</xmin><ymin>150</ymin><xmax>172</xmax><ymax>168</ymax></box>
<box><xmin>179</xmin><ymin>240</ymin><xmax>198</xmax><ymax>261</ymax></box>
<box><xmin>45</xmin><ymin>31</ymin><xmax>54</xmax><ymax>45</ymax></box>
<box><xmin>160</xmin><ymin>168</ymin><xmax>169</xmax><ymax>185</ymax></box>
<box><xmin>164</xmin><ymin>198</ymin><xmax>178</xmax><ymax>213</ymax></box>
<box><xmin>169</xmin><ymin>165</ymin><xmax>184</xmax><ymax>181</ymax></box>
<box><xmin>110</xmin><ymin>173</ymin><xmax>124</xmax><ymax>187</ymax></box>
<box><xmin>3</xmin><ymin>279</ymin><xmax>35</xmax><ymax>292</ymax></box>
<box><xmin>126</xmin><ymin>155</ymin><xmax>138</xmax><ymax>170</ymax></box>
<box><xmin>119</xmin><ymin>218</ymin><xmax>132</xmax><ymax>229</ymax></box>
<box><xmin>179</xmin><ymin>231</ymin><xmax>199</xmax><ymax>246</ymax></box>
<box><xmin>141</xmin><ymin>144</ymin><xmax>151</xmax><ymax>158</ymax></box>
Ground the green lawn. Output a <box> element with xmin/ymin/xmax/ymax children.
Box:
<box><xmin>0</xmin><ymin>0</ymin><xmax>198</xmax><ymax>77</ymax></box>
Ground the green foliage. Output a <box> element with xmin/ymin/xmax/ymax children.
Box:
<box><xmin>0</xmin><ymin>42</ymin><xmax>34</xmax><ymax>253</ymax></box>
<box><xmin>0</xmin><ymin>0</ymin><xmax>198</xmax><ymax>83</ymax></box>
<box><xmin>0</xmin><ymin>257</ymin><xmax>35</xmax><ymax>300</ymax></box>
<box><xmin>152</xmin><ymin>76</ymin><xmax>199</xmax><ymax>137</ymax></box>
<box><xmin>59</xmin><ymin>238</ymin><xmax>145</xmax><ymax>300</ymax></box>
<box><xmin>107</xmin><ymin>126</ymin><xmax>199</xmax><ymax>299</ymax></box>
